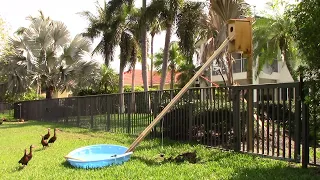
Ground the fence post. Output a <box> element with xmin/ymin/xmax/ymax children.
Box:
<box><xmin>300</xmin><ymin>73</ymin><xmax>309</xmax><ymax>168</ymax></box>
<box><xmin>232</xmin><ymin>87</ymin><xmax>241</xmax><ymax>152</ymax></box>
<box><xmin>294</xmin><ymin>83</ymin><xmax>301</xmax><ymax>163</ymax></box>
<box><xmin>90</xmin><ymin>98</ymin><xmax>94</xmax><ymax>129</ymax></box>
<box><xmin>151</xmin><ymin>91</ymin><xmax>159</xmax><ymax>138</ymax></box>
<box><xmin>106</xmin><ymin>96</ymin><xmax>111</xmax><ymax>131</ymax></box>
<box><xmin>127</xmin><ymin>93</ymin><xmax>131</xmax><ymax>134</ymax></box>
<box><xmin>188</xmin><ymin>90</ymin><xmax>194</xmax><ymax>141</ymax></box>
<box><xmin>77</xmin><ymin>98</ymin><xmax>80</xmax><ymax>127</ymax></box>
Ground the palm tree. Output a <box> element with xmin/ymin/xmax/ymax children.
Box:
<box><xmin>4</xmin><ymin>11</ymin><xmax>98</xmax><ymax>99</ymax></box>
<box><xmin>81</xmin><ymin>0</ymin><xmax>136</xmax><ymax>112</ymax></box>
<box><xmin>79</xmin><ymin>0</ymin><xmax>134</xmax><ymax>66</ymax></box>
<box><xmin>253</xmin><ymin>0</ymin><xmax>299</xmax><ymax>79</ymax></box>
<box><xmin>198</xmin><ymin>0</ymin><xmax>248</xmax><ymax>86</ymax></box>
<box><xmin>140</xmin><ymin>0</ymin><xmax>149</xmax><ymax>92</ymax></box>
<box><xmin>148</xmin><ymin>18</ymin><xmax>164</xmax><ymax>87</ymax></box>
<box><xmin>99</xmin><ymin>64</ymin><xmax>119</xmax><ymax>93</ymax></box>
<box><xmin>176</xmin><ymin>1</ymin><xmax>204</xmax><ymax>64</ymax></box>
<box><xmin>146</xmin><ymin>0</ymin><xmax>183</xmax><ymax>91</ymax></box>
<box><xmin>154</xmin><ymin>41</ymin><xmax>185</xmax><ymax>89</ymax></box>
<box><xmin>118</xmin><ymin>7</ymin><xmax>142</xmax><ymax>113</ymax></box>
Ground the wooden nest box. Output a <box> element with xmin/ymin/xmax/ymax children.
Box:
<box><xmin>227</xmin><ymin>18</ymin><xmax>253</xmax><ymax>55</ymax></box>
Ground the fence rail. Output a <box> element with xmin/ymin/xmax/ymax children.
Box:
<box><xmin>13</xmin><ymin>82</ymin><xmax>319</xmax><ymax>167</ymax></box>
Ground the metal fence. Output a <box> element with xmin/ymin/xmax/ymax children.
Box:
<box><xmin>301</xmin><ymin>77</ymin><xmax>320</xmax><ymax>167</ymax></box>
<box><xmin>13</xmin><ymin>82</ymin><xmax>319</xmax><ymax>167</ymax></box>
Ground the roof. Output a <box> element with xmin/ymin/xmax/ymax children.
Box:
<box><xmin>123</xmin><ymin>69</ymin><xmax>180</xmax><ymax>86</ymax></box>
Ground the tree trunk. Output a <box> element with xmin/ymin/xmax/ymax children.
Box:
<box><xmin>45</xmin><ymin>85</ymin><xmax>54</xmax><ymax>99</ymax></box>
<box><xmin>160</xmin><ymin>24</ymin><xmax>172</xmax><ymax>91</ymax></box>
<box><xmin>119</xmin><ymin>67</ymin><xmax>125</xmax><ymax>113</ymax></box>
<box><xmin>282</xmin><ymin>43</ymin><xmax>297</xmax><ymax>81</ymax></box>
<box><xmin>141</xmin><ymin>0</ymin><xmax>148</xmax><ymax>92</ymax></box>
<box><xmin>150</xmin><ymin>35</ymin><xmax>154</xmax><ymax>88</ymax></box>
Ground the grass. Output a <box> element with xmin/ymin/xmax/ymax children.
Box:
<box><xmin>0</xmin><ymin>121</ymin><xmax>320</xmax><ymax>180</ymax></box>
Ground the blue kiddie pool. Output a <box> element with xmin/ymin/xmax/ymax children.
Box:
<box><xmin>64</xmin><ymin>144</ymin><xmax>133</xmax><ymax>169</ymax></box>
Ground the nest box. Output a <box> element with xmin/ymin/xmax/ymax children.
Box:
<box><xmin>227</xmin><ymin>18</ymin><xmax>253</xmax><ymax>55</ymax></box>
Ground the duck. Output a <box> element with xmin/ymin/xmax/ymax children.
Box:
<box><xmin>27</xmin><ymin>145</ymin><xmax>35</xmax><ymax>160</ymax></box>
<box><xmin>48</xmin><ymin>128</ymin><xmax>58</xmax><ymax>144</ymax></box>
<box><xmin>40</xmin><ymin>135</ymin><xmax>49</xmax><ymax>149</ymax></box>
<box><xmin>18</xmin><ymin>149</ymin><xmax>30</xmax><ymax>167</ymax></box>
<box><xmin>43</xmin><ymin>128</ymin><xmax>51</xmax><ymax>140</ymax></box>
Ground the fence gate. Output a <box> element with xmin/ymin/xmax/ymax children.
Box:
<box><xmin>232</xmin><ymin>83</ymin><xmax>302</xmax><ymax>163</ymax></box>
<box><xmin>302</xmin><ymin>77</ymin><xmax>320</xmax><ymax>167</ymax></box>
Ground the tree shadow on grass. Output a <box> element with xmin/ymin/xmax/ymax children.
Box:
<box><xmin>232</xmin><ymin>165</ymin><xmax>320</xmax><ymax>180</ymax></box>
<box><xmin>0</xmin><ymin>120</ymin><xmax>73</xmax><ymax>130</ymax></box>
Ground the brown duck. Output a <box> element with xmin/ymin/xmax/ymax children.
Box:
<box><xmin>18</xmin><ymin>149</ymin><xmax>30</xmax><ymax>167</ymax></box>
<box><xmin>27</xmin><ymin>145</ymin><xmax>35</xmax><ymax>160</ymax></box>
<box><xmin>40</xmin><ymin>135</ymin><xmax>49</xmax><ymax>149</ymax></box>
<box><xmin>48</xmin><ymin>128</ymin><xmax>58</xmax><ymax>144</ymax></box>
<box><xmin>43</xmin><ymin>128</ymin><xmax>51</xmax><ymax>140</ymax></box>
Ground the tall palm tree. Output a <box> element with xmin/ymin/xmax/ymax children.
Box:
<box><xmin>118</xmin><ymin>7</ymin><xmax>141</xmax><ymax>113</ymax></box>
<box><xmin>154</xmin><ymin>41</ymin><xmax>185</xmax><ymax>89</ymax></box>
<box><xmin>140</xmin><ymin>0</ymin><xmax>149</xmax><ymax>92</ymax></box>
<box><xmin>253</xmin><ymin>0</ymin><xmax>298</xmax><ymax>79</ymax></box>
<box><xmin>4</xmin><ymin>11</ymin><xmax>98</xmax><ymax>99</ymax></box>
<box><xmin>148</xmin><ymin>18</ymin><xmax>164</xmax><ymax>87</ymax></box>
<box><xmin>79</xmin><ymin>0</ymin><xmax>134</xmax><ymax>66</ymax></box>
<box><xmin>146</xmin><ymin>0</ymin><xmax>183</xmax><ymax>91</ymax></box>
<box><xmin>176</xmin><ymin>1</ymin><xmax>204</xmax><ymax>64</ymax></box>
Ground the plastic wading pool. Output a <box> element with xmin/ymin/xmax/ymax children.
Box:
<box><xmin>64</xmin><ymin>144</ymin><xmax>133</xmax><ymax>169</ymax></box>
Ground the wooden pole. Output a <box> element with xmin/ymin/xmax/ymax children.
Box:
<box><xmin>125</xmin><ymin>35</ymin><xmax>235</xmax><ymax>153</ymax></box>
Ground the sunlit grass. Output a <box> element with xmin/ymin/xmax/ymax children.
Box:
<box><xmin>0</xmin><ymin>121</ymin><xmax>319</xmax><ymax>180</ymax></box>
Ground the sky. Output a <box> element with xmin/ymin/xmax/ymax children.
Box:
<box><xmin>0</xmin><ymin>0</ymin><xmax>267</xmax><ymax>72</ymax></box>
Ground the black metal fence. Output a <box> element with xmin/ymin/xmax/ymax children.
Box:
<box><xmin>13</xmin><ymin>82</ymin><xmax>319</xmax><ymax>167</ymax></box>
<box><xmin>301</xmin><ymin>77</ymin><xmax>320</xmax><ymax>167</ymax></box>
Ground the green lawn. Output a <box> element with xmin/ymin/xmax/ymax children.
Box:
<box><xmin>0</xmin><ymin>121</ymin><xmax>319</xmax><ymax>180</ymax></box>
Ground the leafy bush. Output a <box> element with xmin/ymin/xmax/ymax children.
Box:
<box><xmin>124</xmin><ymin>86</ymin><xmax>144</xmax><ymax>92</ymax></box>
<box><xmin>161</xmin><ymin>100</ymin><xmax>237</xmax><ymax>148</ymax></box>
<box><xmin>5</xmin><ymin>89</ymin><xmax>45</xmax><ymax>103</ymax></box>
<box><xmin>76</xmin><ymin>88</ymin><xmax>116</xmax><ymax>96</ymax></box>
<box><xmin>257</xmin><ymin>101</ymin><xmax>297</xmax><ymax>136</ymax></box>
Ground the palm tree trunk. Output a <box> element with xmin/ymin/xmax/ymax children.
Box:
<box><xmin>119</xmin><ymin>67</ymin><xmax>125</xmax><ymax>113</ymax></box>
<box><xmin>282</xmin><ymin>44</ymin><xmax>296</xmax><ymax>81</ymax></box>
<box><xmin>160</xmin><ymin>24</ymin><xmax>172</xmax><ymax>91</ymax></box>
<box><xmin>150</xmin><ymin>35</ymin><xmax>155</xmax><ymax>88</ymax></box>
<box><xmin>141</xmin><ymin>0</ymin><xmax>148</xmax><ymax>92</ymax></box>
<box><xmin>45</xmin><ymin>85</ymin><xmax>54</xmax><ymax>99</ymax></box>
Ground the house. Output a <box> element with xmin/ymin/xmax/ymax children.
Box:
<box><xmin>210</xmin><ymin>53</ymin><xmax>294</xmax><ymax>85</ymax></box>
<box><xmin>123</xmin><ymin>69</ymin><xmax>180</xmax><ymax>89</ymax></box>
<box><xmin>208</xmin><ymin>53</ymin><xmax>295</xmax><ymax>102</ymax></box>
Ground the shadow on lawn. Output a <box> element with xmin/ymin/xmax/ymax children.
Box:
<box><xmin>61</xmin><ymin>161</ymin><xmax>75</xmax><ymax>169</ymax></box>
<box><xmin>232</xmin><ymin>165</ymin><xmax>320</xmax><ymax>180</ymax></box>
<box><xmin>0</xmin><ymin>121</ymin><xmax>71</xmax><ymax>130</ymax></box>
